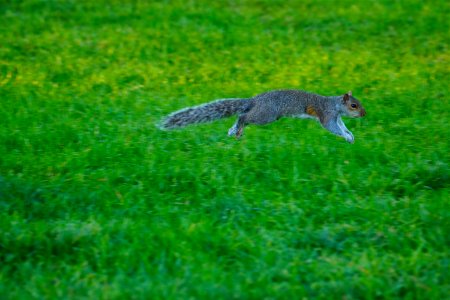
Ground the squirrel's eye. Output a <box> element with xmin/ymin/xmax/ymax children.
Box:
<box><xmin>351</xmin><ymin>103</ymin><xmax>357</xmax><ymax>108</ymax></box>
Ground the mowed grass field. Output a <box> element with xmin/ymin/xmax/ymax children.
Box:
<box><xmin>0</xmin><ymin>0</ymin><xmax>449</xmax><ymax>298</ymax></box>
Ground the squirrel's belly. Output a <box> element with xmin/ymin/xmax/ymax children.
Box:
<box><xmin>292</xmin><ymin>113</ymin><xmax>318</xmax><ymax>120</ymax></box>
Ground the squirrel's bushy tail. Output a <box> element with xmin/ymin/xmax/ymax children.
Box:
<box><xmin>159</xmin><ymin>98</ymin><xmax>250</xmax><ymax>129</ymax></box>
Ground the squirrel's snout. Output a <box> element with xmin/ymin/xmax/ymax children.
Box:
<box><xmin>360</xmin><ymin>108</ymin><xmax>366</xmax><ymax>117</ymax></box>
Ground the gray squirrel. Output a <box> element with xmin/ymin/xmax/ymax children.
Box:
<box><xmin>160</xmin><ymin>90</ymin><xmax>366</xmax><ymax>143</ymax></box>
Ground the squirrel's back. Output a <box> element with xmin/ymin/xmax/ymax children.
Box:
<box><xmin>248</xmin><ymin>90</ymin><xmax>331</xmax><ymax>117</ymax></box>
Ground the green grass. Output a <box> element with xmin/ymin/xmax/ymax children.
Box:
<box><xmin>0</xmin><ymin>0</ymin><xmax>449</xmax><ymax>299</ymax></box>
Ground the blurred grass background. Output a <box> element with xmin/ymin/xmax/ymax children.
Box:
<box><xmin>0</xmin><ymin>0</ymin><xmax>449</xmax><ymax>299</ymax></box>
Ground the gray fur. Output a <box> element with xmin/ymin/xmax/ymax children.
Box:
<box><xmin>159</xmin><ymin>98</ymin><xmax>251</xmax><ymax>129</ymax></box>
<box><xmin>159</xmin><ymin>90</ymin><xmax>366</xmax><ymax>143</ymax></box>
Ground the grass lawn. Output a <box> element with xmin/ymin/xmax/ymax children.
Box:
<box><xmin>0</xmin><ymin>0</ymin><xmax>449</xmax><ymax>299</ymax></box>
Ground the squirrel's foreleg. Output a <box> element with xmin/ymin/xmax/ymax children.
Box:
<box><xmin>337</xmin><ymin>118</ymin><xmax>354</xmax><ymax>143</ymax></box>
<box><xmin>321</xmin><ymin>116</ymin><xmax>354</xmax><ymax>143</ymax></box>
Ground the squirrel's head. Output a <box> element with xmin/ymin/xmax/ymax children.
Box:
<box><xmin>342</xmin><ymin>91</ymin><xmax>366</xmax><ymax>118</ymax></box>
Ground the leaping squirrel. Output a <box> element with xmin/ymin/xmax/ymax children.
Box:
<box><xmin>159</xmin><ymin>90</ymin><xmax>366</xmax><ymax>143</ymax></box>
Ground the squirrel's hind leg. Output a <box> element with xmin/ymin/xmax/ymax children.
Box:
<box><xmin>228</xmin><ymin>123</ymin><xmax>238</xmax><ymax>136</ymax></box>
<box><xmin>236</xmin><ymin>126</ymin><xmax>245</xmax><ymax>139</ymax></box>
<box><xmin>228</xmin><ymin>115</ymin><xmax>246</xmax><ymax>139</ymax></box>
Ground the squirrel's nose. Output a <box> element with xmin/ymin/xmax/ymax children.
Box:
<box><xmin>360</xmin><ymin>109</ymin><xmax>366</xmax><ymax>117</ymax></box>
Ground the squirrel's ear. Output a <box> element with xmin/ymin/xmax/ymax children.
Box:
<box><xmin>343</xmin><ymin>93</ymin><xmax>349</xmax><ymax>103</ymax></box>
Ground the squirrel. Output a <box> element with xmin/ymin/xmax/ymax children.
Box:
<box><xmin>159</xmin><ymin>90</ymin><xmax>366</xmax><ymax>143</ymax></box>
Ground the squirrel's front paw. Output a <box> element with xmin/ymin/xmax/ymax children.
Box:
<box><xmin>344</xmin><ymin>131</ymin><xmax>354</xmax><ymax>143</ymax></box>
